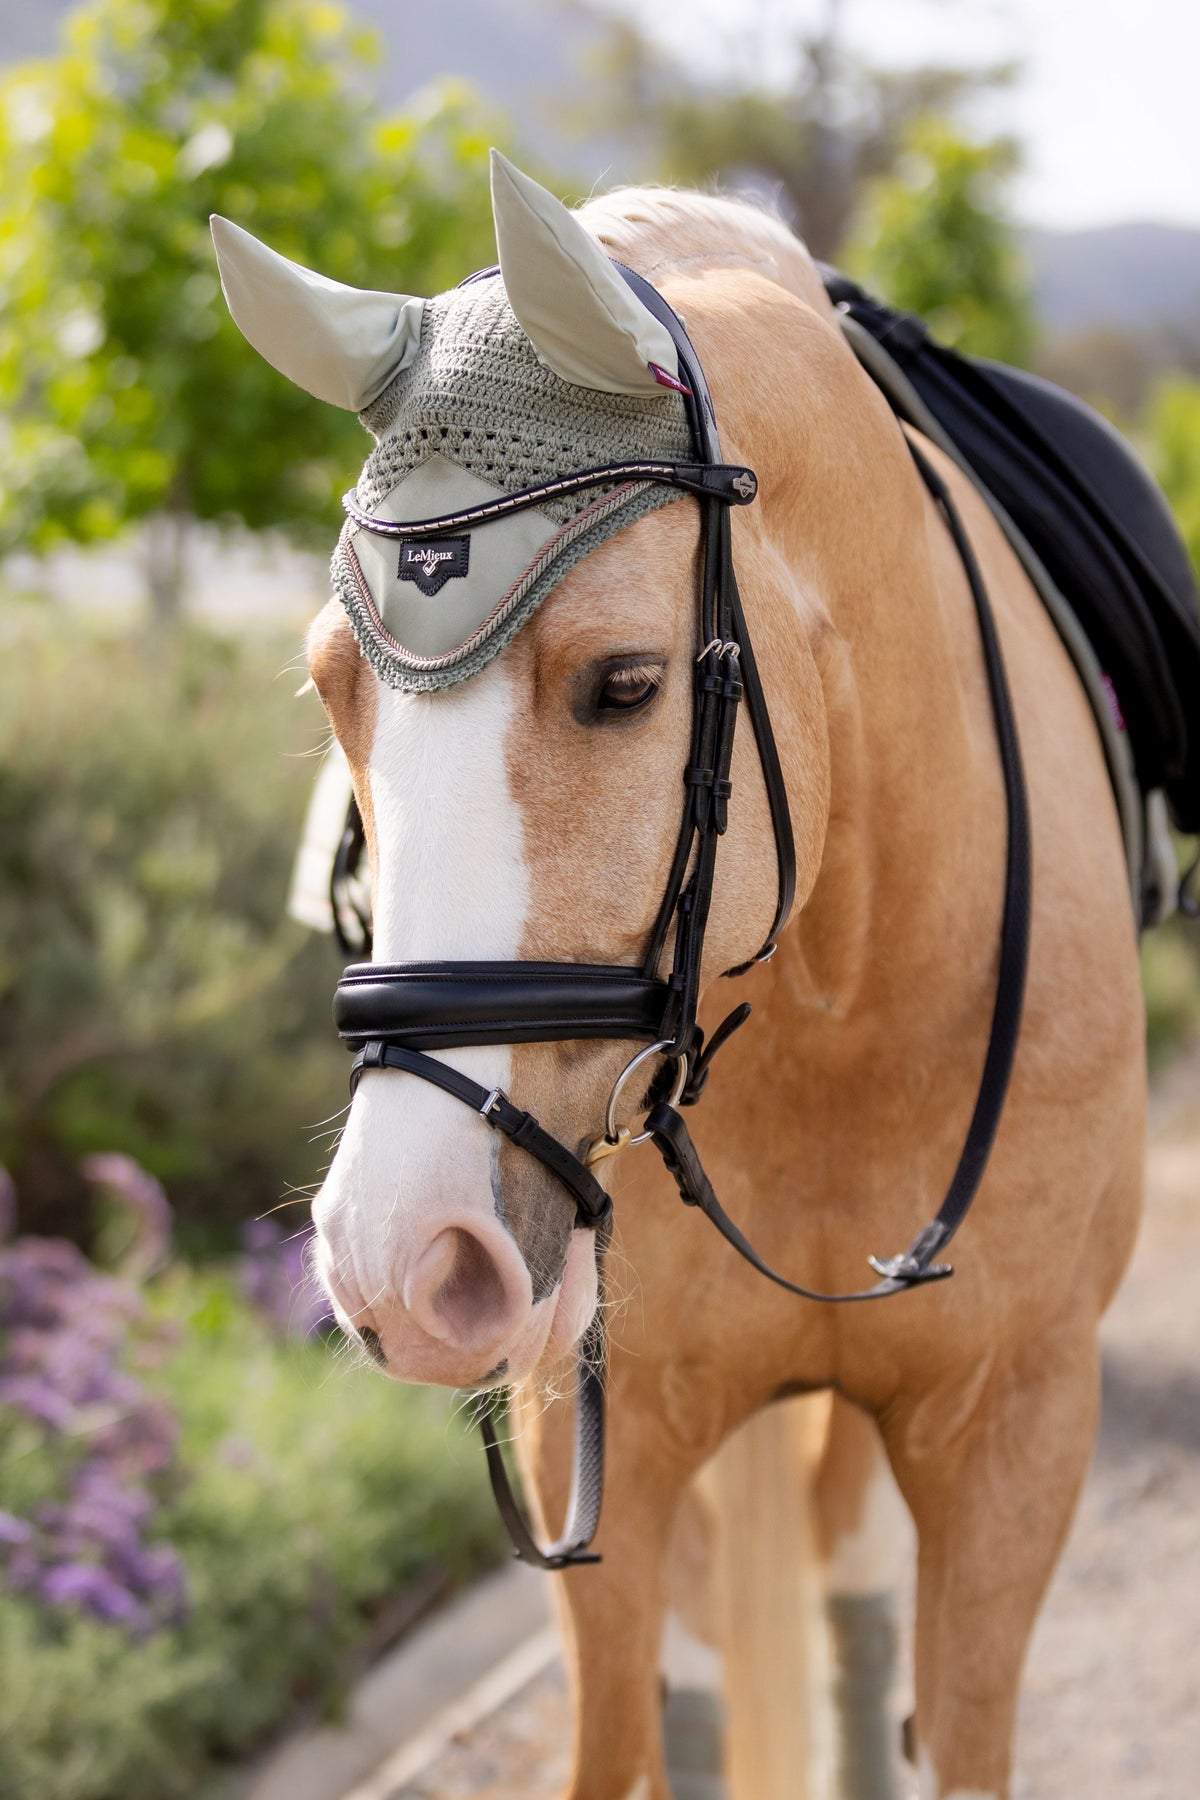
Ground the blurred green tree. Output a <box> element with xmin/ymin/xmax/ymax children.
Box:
<box><xmin>844</xmin><ymin>114</ymin><xmax>1035</xmax><ymax>365</ymax></box>
<box><xmin>0</xmin><ymin>0</ymin><xmax>505</xmax><ymax>623</ymax></box>
<box><xmin>578</xmin><ymin>1</ymin><xmax>1016</xmax><ymax>261</ymax></box>
<box><xmin>1149</xmin><ymin>377</ymin><xmax>1200</xmax><ymax>578</ymax></box>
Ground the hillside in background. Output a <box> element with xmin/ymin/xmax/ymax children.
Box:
<box><xmin>3</xmin><ymin>0</ymin><xmax>1199</xmax><ymax>339</ymax></box>
<box><xmin>1025</xmin><ymin>222</ymin><xmax>1200</xmax><ymax>333</ymax></box>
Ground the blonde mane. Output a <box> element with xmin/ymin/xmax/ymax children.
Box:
<box><xmin>577</xmin><ymin>184</ymin><xmax>836</xmax><ymax>319</ymax></box>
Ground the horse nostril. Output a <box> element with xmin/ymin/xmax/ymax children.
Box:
<box><xmin>358</xmin><ymin>1325</ymin><xmax>387</xmax><ymax>1367</ymax></box>
<box><xmin>404</xmin><ymin>1225</ymin><xmax>523</xmax><ymax>1351</ymax></box>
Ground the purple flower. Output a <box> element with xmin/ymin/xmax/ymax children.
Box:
<box><xmin>90</xmin><ymin>1397</ymin><xmax>178</xmax><ymax>1478</ymax></box>
<box><xmin>116</xmin><ymin>1540</ymin><xmax>186</xmax><ymax>1612</ymax></box>
<box><xmin>81</xmin><ymin>1154</ymin><xmax>173</xmax><ymax>1277</ymax></box>
<box><xmin>0</xmin><ymin>1238</ymin><xmax>99</xmax><ymax>1330</ymax></box>
<box><xmin>4</xmin><ymin>1543</ymin><xmax>41</xmax><ymax>1591</ymax></box>
<box><xmin>241</xmin><ymin>1219</ymin><xmax>281</xmax><ymax>1255</ymax></box>
<box><xmin>0</xmin><ymin>1373</ymin><xmax>77</xmax><ymax>1432</ymax></box>
<box><xmin>238</xmin><ymin>1219</ymin><xmax>332</xmax><ymax>1340</ymax></box>
<box><xmin>0</xmin><ymin>1510</ymin><xmax>34</xmax><ymax>1548</ymax></box>
<box><xmin>41</xmin><ymin>1560</ymin><xmax>147</xmax><ymax>1628</ymax></box>
<box><xmin>0</xmin><ymin>1172</ymin><xmax>188</xmax><ymax>1636</ymax></box>
<box><xmin>60</xmin><ymin>1494</ymin><xmax>148</xmax><ymax>1553</ymax></box>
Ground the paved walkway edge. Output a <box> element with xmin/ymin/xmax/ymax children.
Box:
<box><xmin>342</xmin><ymin>1627</ymin><xmax>560</xmax><ymax>1799</ymax></box>
<box><xmin>245</xmin><ymin>1564</ymin><xmax>552</xmax><ymax>1800</ymax></box>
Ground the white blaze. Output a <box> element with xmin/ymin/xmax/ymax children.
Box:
<box><xmin>369</xmin><ymin>666</ymin><xmax>529</xmax><ymax>964</ymax></box>
<box><xmin>313</xmin><ymin>663</ymin><xmax>529</xmax><ymax>1318</ymax></box>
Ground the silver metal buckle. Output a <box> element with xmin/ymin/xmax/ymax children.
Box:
<box><xmin>696</xmin><ymin>638</ymin><xmax>741</xmax><ymax>664</ymax></box>
<box><xmin>478</xmin><ymin>1088</ymin><xmax>504</xmax><ymax>1120</ymax></box>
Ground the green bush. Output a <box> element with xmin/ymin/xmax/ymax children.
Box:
<box><xmin>0</xmin><ymin>1263</ymin><xmax>501</xmax><ymax>1800</ymax></box>
<box><xmin>845</xmin><ymin>114</ymin><xmax>1035</xmax><ymax>366</ymax></box>
<box><xmin>0</xmin><ymin>0</ymin><xmax>507</xmax><ymax>599</ymax></box>
<box><xmin>0</xmin><ymin>606</ymin><xmax>344</xmax><ymax>1246</ymax></box>
<box><xmin>1148</xmin><ymin>376</ymin><xmax>1200</xmax><ymax>580</ymax></box>
<box><xmin>1143</xmin><ymin>379</ymin><xmax>1200</xmax><ymax>1051</ymax></box>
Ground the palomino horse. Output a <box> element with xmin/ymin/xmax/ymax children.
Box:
<box><xmin>215</xmin><ymin>161</ymin><xmax>1145</xmax><ymax>1798</ymax></box>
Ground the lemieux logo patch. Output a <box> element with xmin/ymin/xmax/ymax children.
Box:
<box><xmin>397</xmin><ymin>536</ymin><xmax>471</xmax><ymax>597</ymax></box>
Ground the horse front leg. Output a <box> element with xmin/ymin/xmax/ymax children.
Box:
<box><xmin>514</xmin><ymin>1349</ymin><xmax>711</xmax><ymax>1800</ymax></box>
<box><xmin>815</xmin><ymin>1393</ymin><xmax>912</xmax><ymax>1800</ymax></box>
<box><xmin>884</xmin><ymin>1320</ymin><xmax>1103</xmax><ymax>1799</ymax></box>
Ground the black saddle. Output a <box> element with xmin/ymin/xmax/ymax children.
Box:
<box><xmin>822</xmin><ymin>269</ymin><xmax>1200</xmax><ymax>835</ymax></box>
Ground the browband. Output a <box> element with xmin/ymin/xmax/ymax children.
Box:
<box><xmin>343</xmin><ymin>460</ymin><xmax>758</xmax><ymax>539</ymax></box>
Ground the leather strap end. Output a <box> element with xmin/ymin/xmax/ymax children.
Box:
<box><xmin>644</xmin><ymin>1102</ymin><xmax>716</xmax><ymax>1210</ymax></box>
<box><xmin>528</xmin><ymin>1548</ymin><xmax>603</xmax><ymax>1570</ymax></box>
<box><xmin>867</xmin><ymin>1254</ymin><xmax>954</xmax><ymax>1286</ymax></box>
<box><xmin>867</xmin><ymin>1220</ymin><xmax>956</xmax><ymax>1286</ymax></box>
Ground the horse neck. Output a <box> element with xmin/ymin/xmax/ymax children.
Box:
<box><xmin>767</xmin><ymin>403</ymin><xmax>1005</xmax><ymax>1040</ymax></box>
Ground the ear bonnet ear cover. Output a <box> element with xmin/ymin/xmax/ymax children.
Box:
<box><xmin>333</xmin><ymin>268</ymin><xmax>692</xmax><ymax>693</ymax></box>
<box><xmin>489</xmin><ymin>150</ymin><xmax>680</xmax><ymax>394</ymax></box>
<box><xmin>210</xmin><ymin>215</ymin><xmax>425</xmax><ymax>412</ymax></box>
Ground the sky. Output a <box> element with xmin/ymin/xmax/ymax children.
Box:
<box><xmin>604</xmin><ymin>0</ymin><xmax>1200</xmax><ymax>231</ymax></box>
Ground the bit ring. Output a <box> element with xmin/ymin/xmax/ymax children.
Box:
<box><xmin>603</xmin><ymin>1041</ymin><xmax>688</xmax><ymax>1148</ymax></box>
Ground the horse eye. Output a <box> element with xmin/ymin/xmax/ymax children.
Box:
<box><xmin>595</xmin><ymin>664</ymin><xmax>664</xmax><ymax>713</ymax></box>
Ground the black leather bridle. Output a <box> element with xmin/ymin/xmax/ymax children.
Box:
<box><xmin>329</xmin><ymin>266</ymin><xmax>1031</xmax><ymax>1568</ymax></box>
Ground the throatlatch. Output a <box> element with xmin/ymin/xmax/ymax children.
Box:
<box><xmin>332</xmin><ymin>263</ymin><xmax>1031</xmax><ymax>1570</ymax></box>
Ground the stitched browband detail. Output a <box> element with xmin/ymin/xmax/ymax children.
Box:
<box><xmin>342</xmin><ymin>460</ymin><xmax>757</xmax><ymax>540</ymax></box>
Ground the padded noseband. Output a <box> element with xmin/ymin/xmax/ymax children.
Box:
<box><xmin>334</xmin><ymin>962</ymin><xmax>670</xmax><ymax>1051</ymax></box>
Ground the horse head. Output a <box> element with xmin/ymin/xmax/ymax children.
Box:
<box><xmin>214</xmin><ymin>157</ymin><xmax>833</xmax><ymax>1392</ymax></box>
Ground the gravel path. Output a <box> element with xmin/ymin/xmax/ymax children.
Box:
<box><xmin>1014</xmin><ymin>1071</ymin><xmax>1200</xmax><ymax>1798</ymax></box>
<box><xmin>395</xmin><ymin>1065</ymin><xmax>1200</xmax><ymax>1800</ymax></box>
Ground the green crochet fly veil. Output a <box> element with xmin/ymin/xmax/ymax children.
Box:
<box><xmin>211</xmin><ymin>154</ymin><xmax>692</xmax><ymax>691</ymax></box>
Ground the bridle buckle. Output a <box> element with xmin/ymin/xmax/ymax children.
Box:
<box><xmin>478</xmin><ymin>1087</ymin><xmax>505</xmax><ymax>1121</ymax></box>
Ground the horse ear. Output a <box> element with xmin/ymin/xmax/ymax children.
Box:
<box><xmin>489</xmin><ymin>151</ymin><xmax>680</xmax><ymax>396</ymax></box>
<box><xmin>209</xmin><ymin>216</ymin><xmax>425</xmax><ymax>412</ymax></box>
